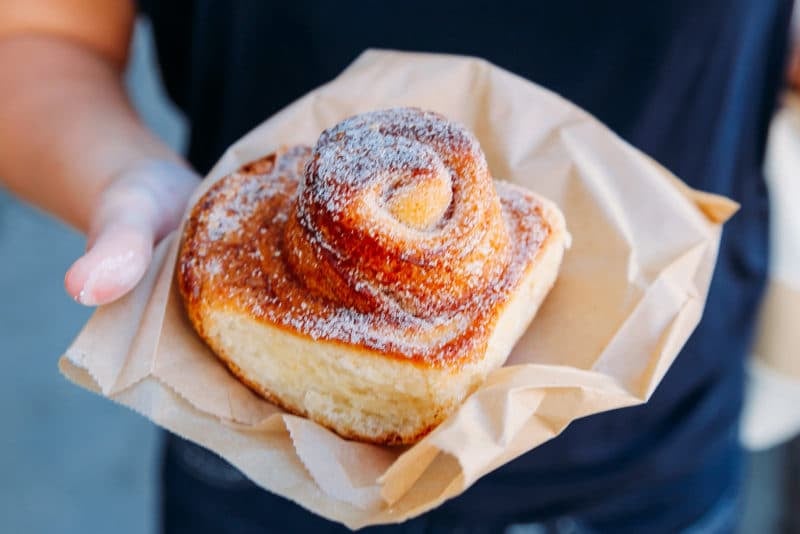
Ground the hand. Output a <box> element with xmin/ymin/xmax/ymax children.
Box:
<box><xmin>64</xmin><ymin>159</ymin><xmax>200</xmax><ymax>306</ymax></box>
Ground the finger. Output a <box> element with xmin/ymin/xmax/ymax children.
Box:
<box><xmin>65</xmin><ymin>159</ymin><xmax>199</xmax><ymax>306</ymax></box>
<box><xmin>64</xmin><ymin>218</ymin><xmax>154</xmax><ymax>306</ymax></box>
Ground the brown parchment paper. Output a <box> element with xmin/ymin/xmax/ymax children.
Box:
<box><xmin>59</xmin><ymin>50</ymin><xmax>737</xmax><ymax>529</ymax></box>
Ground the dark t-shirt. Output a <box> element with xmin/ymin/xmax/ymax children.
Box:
<box><xmin>140</xmin><ymin>0</ymin><xmax>792</xmax><ymax>529</ymax></box>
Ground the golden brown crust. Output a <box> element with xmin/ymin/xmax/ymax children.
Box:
<box><xmin>178</xmin><ymin>110</ymin><xmax>552</xmax><ymax>370</ymax></box>
<box><xmin>287</xmin><ymin>109</ymin><xmax>511</xmax><ymax>319</ymax></box>
<box><xmin>177</xmin><ymin>108</ymin><xmax>563</xmax><ymax>444</ymax></box>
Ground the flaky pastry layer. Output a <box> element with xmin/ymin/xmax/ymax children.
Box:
<box><xmin>178</xmin><ymin>109</ymin><xmax>568</xmax><ymax>444</ymax></box>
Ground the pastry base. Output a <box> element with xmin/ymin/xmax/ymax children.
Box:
<box><xmin>196</xmin><ymin>194</ymin><xmax>567</xmax><ymax>445</ymax></box>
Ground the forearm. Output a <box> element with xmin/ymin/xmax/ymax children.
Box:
<box><xmin>0</xmin><ymin>34</ymin><xmax>184</xmax><ymax>233</ymax></box>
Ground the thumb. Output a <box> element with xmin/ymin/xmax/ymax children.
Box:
<box><xmin>64</xmin><ymin>160</ymin><xmax>199</xmax><ymax>306</ymax></box>
<box><xmin>64</xmin><ymin>218</ymin><xmax>154</xmax><ymax>306</ymax></box>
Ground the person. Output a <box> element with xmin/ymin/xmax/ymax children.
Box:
<box><xmin>0</xmin><ymin>1</ymin><xmax>794</xmax><ymax>532</ymax></box>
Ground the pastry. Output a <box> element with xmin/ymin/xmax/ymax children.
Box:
<box><xmin>178</xmin><ymin>108</ymin><xmax>568</xmax><ymax>445</ymax></box>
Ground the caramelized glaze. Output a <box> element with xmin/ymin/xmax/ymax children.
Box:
<box><xmin>178</xmin><ymin>109</ymin><xmax>550</xmax><ymax>369</ymax></box>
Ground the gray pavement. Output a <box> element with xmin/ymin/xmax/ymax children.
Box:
<box><xmin>0</xmin><ymin>18</ymin><xmax>785</xmax><ymax>534</ymax></box>
<box><xmin>0</xmin><ymin>188</ymin><xmax>159</xmax><ymax>534</ymax></box>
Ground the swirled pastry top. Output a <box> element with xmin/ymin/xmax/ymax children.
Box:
<box><xmin>179</xmin><ymin>108</ymin><xmax>553</xmax><ymax>368</ymax></box>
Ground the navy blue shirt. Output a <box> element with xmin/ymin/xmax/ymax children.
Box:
<box><xmin>140</xmin><ymin>1</ymin><xmax>792</xmax><ymax>530</ymax></box>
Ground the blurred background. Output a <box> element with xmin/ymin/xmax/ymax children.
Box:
<box><xmin>0</xmin><ymin>18</ymin><xmax>798</xmax><ymax>534</ymax></box>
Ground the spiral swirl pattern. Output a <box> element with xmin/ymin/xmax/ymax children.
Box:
<box><xmin>180</xmin><ymin>108</ymin><xmax>551</xmax><ymax>367</ymax></box>
<box><xmin>284</xmin><ymin>108</ymin><xmax>511</xmax><ymax>317</ymax></box>
<box><xmin>178</xmin><ymin>108</ymin><xmax>563</xmax><ymax>444</ymax></box>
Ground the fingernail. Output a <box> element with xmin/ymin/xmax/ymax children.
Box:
<box><xmin>76</xmin><ymin>250</ymin><xmax>142</xmax><ymax>306</ymax></box>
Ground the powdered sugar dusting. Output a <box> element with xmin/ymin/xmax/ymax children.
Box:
<box><xmin>179</xmin><ymin>110</ymin><xmax>550</xmax><ymax>367</ymax></box>
<box><xmin>289</xmin><ymin>108</ymin><xmax>512</xmax><ymax>319</ymax></box>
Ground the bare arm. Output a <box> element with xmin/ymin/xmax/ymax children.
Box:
<box><xmin>0</xmin><ymin>1</ymin><xmax>198</xmax><ymax>305</ymax></box>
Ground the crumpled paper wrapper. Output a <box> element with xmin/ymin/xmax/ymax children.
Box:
<box><xmin>741</xmin><ymin>92</ymin><xmax>800</xmax><ymax>450</ymax></box>
<box><xmin>60</xmin><ymin>50</ymin><xmax>737</xmax><ymax>529</ymax></box>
